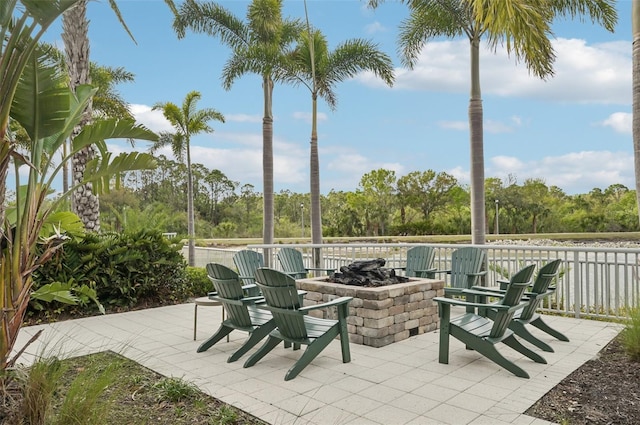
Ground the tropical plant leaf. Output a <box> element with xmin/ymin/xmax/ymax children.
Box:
<box><xmin>84</xmin><ymin>152</ymin><xmax>157</xmax><ymax>194</ymax></box>
<box><xmin>75</xmin><ymin>284</ymin><xmax>105</xmax><ymax>314</ymax></box>
<box><xmin>30</xmin><ymin>282</ymin><xmax>79</xmax><ymax>306</ymax></box>
<box><xmin>42</xmin><ymin>211</ymin><xmax>86</xmax><ymax>241</ymax></box>
<box><xmin>72</xmin><ymin>118</ymin><xmax>157</xmax><ymax>152</ymax></box>
<box><xmin>10</xmin><ymin>45</ymin><xmax>69</xmax><ymax>142</ymax></box>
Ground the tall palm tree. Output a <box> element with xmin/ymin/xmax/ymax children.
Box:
<box><xmin>173</xmin><ymin>0</ymin><xmax>303</xmax><ymax>251</ymax></box>
<box><xmin>288</xmin><ymin>26</ymin><xmax>394</xmax><ymax>259</ymax></box>
<box><xmin>634</xmin><ymin>0</ymin><xmax>640</xmax><ymax>224</ymax></box>
<box><xmin>151</xmin><ymin>91</ymin><xmax>225</xmax><ymax>266</ymax></box>
<box><xmin>370</xmin><ymin>0</ymin><xmax>616</xmax><ymax>244</ymax></box>
<box><xmin>62</xmin><ymin>0</ymin><xmax>174</xmax><ymax>231</ymax></box>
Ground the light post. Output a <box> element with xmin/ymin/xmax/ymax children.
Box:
<box><xmin>495</xmin><ymin>199</ymin><xmax>499</xmax><ymax>235</ymax></box>
<box><xmin>300</xmin><ymin>203</ymin><xmax>304</xmax><ymax>238</ymax></box>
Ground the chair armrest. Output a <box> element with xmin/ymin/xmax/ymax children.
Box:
<box><xmin>299</xmin><ymin>296</ymin><xmax>352</xmax><ymax>312</ymax></box>
<box><xmin>471</xmin><ymin>286</ymin><xmax>505</xmax><ymax>294</ymax></box>
<box><xmin>434</xmin><ymin>296</ymin><xmax>510</xmax><ymax>310</ymax></box>
<box><xmin>467</xmin><ymin>270</ymin><xmax>488</xmax><ymax>277</ymax></box>
<box><xmin>414</xmin><ymin>268</ymin><xmax>438</xmax><ymax>276</ymax></box>
<box><xmin>305</xmin><ymin>267</ymin><xmax>337</xmax><ymax>272</ymax></box>
<box><xmin>435</xmin><ymin>296</ymin><xmax>528</xmax><ymax>313</ymax></box>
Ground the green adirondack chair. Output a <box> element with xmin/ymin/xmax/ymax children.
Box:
<box><xmin>233</xmin><ymin>250</ymin><xmax>264</xmax><ymax>296</ymax></box>
<box><xmin>244</xmin><ymin>268</ymin><xmax>352</xmax><ymax>381</ymax></box>
<box><xmin>476</xmin><ymin>259</ymin><xmax>568</xmax><ymax>352</ymax></box>
<box><xmin>277</xmin><ymin>247</ymin><xmax>335</xmax><ymax>279</ymax></box>
<box><xmin>197</xmin><ymin>263</ymin><xmax>275</xmax><ymax>363</ymax></box>
<box><xmin>435</xmin><ymin>264</ymin><xmax>546</xmax><ymax>378</ymax></box>
<box><xmin>429</xmin><ymin>247</ymin><xmax>487</xmax><ymax>297</ymax></box>
<box><xmin>402</xmin><ymin>245</ymin><xmax>437</xmax><ymax>277</ymax></box>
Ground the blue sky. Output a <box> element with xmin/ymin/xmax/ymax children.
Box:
<box><xmin>44</xmin><ymin>0</ymin><xmax>632</xmax><ymax>195</ymax></box>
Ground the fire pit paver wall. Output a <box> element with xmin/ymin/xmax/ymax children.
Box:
<box><xmin>296</xmin><ymin>277</ymin><xmax>445</xmax><ymax>348</ymax></box>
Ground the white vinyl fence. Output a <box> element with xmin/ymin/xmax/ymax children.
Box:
<box><xmin>185</xmin><ymin>242</ymin><xmax>640</xmax><ymax>321</ymax></box>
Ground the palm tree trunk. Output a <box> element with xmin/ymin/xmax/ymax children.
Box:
<box><xmin>63</xmin><ymin>0</ymin><xmax>100</xmax><ymax>232</ymax></box>
<box><xmin>186</xmin><ymin>142</ymin><xmax>195</xmax><ymax>266</ymax></box>
<box><xmin>469</xmin><ymin>37</ymin><xmax>485</xmax><ymax>245</ymax></box>
<box><xmin>262</xmin><ymin>76</ymin><xmax>274</xmax><ymax>265</ymax></box>
<box><xmin>633</xmin><ymin>0</ymin><xmax>640</xmax><ymax>226</ymax></box>
<box><xmin>310</xmin><ymin>93</ymin><xmax>323</xmax><ymax>267</ymax></box>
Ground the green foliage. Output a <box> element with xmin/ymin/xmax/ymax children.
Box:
<box><xmin>31</xmin><ymin>229</ymin><xmax>189</xmax><ymax>313</ymax></box>
<box><xmin>623</xmin><ymin>304</ymin><xmax>640</xmax><ymax>361</ymax></box>
<box><xmin>16</xmin><ymin>357</ymin><xmax>66</xmax><ymax>425</ymax></box>
<box><xmin>152</xmin><ymin>377</ymin><xmax>200</xmax><ymax>403</ymax></box>
<box><xmin>53</xmin><ymin>359</ymin><xmax>120</xmax><ymax>425</ymax></box>
<box><xmin>185</xmin><ymin>267</ymin><xmax>213</xmax><ymax>296</ymax></box>
<box><xmin>30</xmin><ymin>281</ymin><xmax>104</xmax><ymax>314</ymax></box>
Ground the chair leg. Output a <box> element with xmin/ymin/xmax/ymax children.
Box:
<box><xmin>438</xmin><ymin>304</ymin><xmax>451</xmax><ymax>364</ymax></box>
<box><xmin>197</xmin><ymin>325</ymin><xmax>234</xmax><ymax>353</ymax></box>
<box><xmin>502</xmin><ymin>335</ymin><xmax>547</xmax><ymax>364</ymax></box>
<box><xmin>472</xmin><ymin>340</ymin><xmax>530</xmax><ymax>379</ymax></box>
<box><xmin>284</xmin><ymin>332</ymin><xmax>335</xmax><ymax>381</ymax></box>
<box><xmin>337</xmin><ymin>303</ymin><xmax>351</xmax><ymax>363</ymax></box>
<box><xmin>194</xmin><ymin>304</ymin><xmax>198</xmax><ymax>340</ymax></box>
<box><xmin>531</xmin><ymin>317</ymin><xmax>570</xmax><ymax>342</ymax></box>
<box><xmin>509</xmin><ymin>321</ymin><xmax>554</xmax><ymax>352</ymax></box>
<box><xmin>243</xmin><ymin>336</ymin><xmax>281</xmax><ymax>368</ymax></box>
<box><xmin>227</xmin><ymin>321</ymin><xmax>276</xmax><ymax>363</ymax></box>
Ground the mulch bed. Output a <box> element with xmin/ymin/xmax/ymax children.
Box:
<box><xmin>526</xmin><ymin>335</ymin><xmax>640</xmax><ymax>425</ymax></box>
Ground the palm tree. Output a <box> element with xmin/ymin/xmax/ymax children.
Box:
<box><xmin>288</xmin><ymin>25</ymin><xmax>394</xmax><ymax>262</ymax></box>
<box><xmin>173</xmin><ymin>0</ymin><xmax>303</xmax><ymax>251</ymax></box>
<box><xmin>62</xmin><ymin>0</ymin><xmax>175</xmax><ymax>231</ymax></box>
<box><xmin>47</xmin><ymin>44</ymin><xmax>136</xmax><ymax>192</ymax></box>
<box><xmin>151</xmin><ymin>91</ymin><xmax>225</xmax><ymax>267</ymax></box>
<box><xmin>634</xmin><ymin>0</ymin><xmax>640</xmax><ymax>224</ymax></box>
<box><xmin>369</xmin><ymin>0</ymin><xmax>617</xmax><ymax>244</ymax></box>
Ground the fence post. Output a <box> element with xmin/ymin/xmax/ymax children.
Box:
<box><xmin>573</xmin><ymin>250</ymin><xmax>581</xmax><ymax>318</ymax></box>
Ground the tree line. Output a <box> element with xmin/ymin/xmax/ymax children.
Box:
<box><xmin>99</xmin><ymin>156</ymin><xmax>639</xmax><ymax>239</ymax></box>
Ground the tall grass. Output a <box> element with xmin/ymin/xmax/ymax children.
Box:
<box><xmin>622</xmin><ymin>303</ymin><xmax>640</xmax><ymax>361</ymax></box>
<box><xmin>18</xmin><ymin>357</ymin><xmax>66</xmax><ymax>425</ymax></box>
<box><xmin>52</xmin><ymin>358</ymin><xmax>120</xmax><ymax>425</ymax></box>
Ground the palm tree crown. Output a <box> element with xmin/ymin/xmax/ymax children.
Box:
<box><xmin>152</xmin><ymin>91</ymin><xmax>224</xmax><ymax>266</ymax></box>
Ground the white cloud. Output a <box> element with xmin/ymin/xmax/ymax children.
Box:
<box><xmin>438</xmin><ymin>121</ymin><xmax>467</xmax><ymax>131</ymax></box>
<box><xmin>486</xmin><ymin>151</ymin><xmax>634</xmax><ymax>193</ymax></box>
<box><xmin>601</xmin><ymin>112</ymin><xmax>632</xmax><ymax>134</ymax></box>
<box><xmin>357</xmin><ymin>38</ymin><xmax>630</xmax><ymax>105</ymax></box>
<box><xmin>365</xmin><ymin>21</ymin><xmax>386</xmax><ymax>34</ymax></box>
<box><xmin>225</xmin><ymin>113</ymin><xmax>262</xmax><ymax>123</ymax></box>
<box><xmin>292</xmin><ymin>111</ymin><xmax>328</xmax><ymax>124</ymax></box>
<box><xmin>439</xmin><ymin>117</ymin><xmax>520</xmax><ymax>133</ymax></box>
<box><xmin>130</xmin><ymin>104</ymin><xmax>173</xmax><ymax>133</ymax></box>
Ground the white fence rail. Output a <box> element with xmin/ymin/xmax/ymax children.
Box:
<box><xmin>185</xmin><ymin>243</ymin><xmax>640</xmax><ymax>321</ymax></box>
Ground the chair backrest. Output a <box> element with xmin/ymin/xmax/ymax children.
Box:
<box><xmin>405</xmin><ymin>246</ymin><xmax>435</xmax><ymax>277</ymax></box>
<box><xmin>254</xmin><ymin>268</ymin><xmax>307</xmax><ymax>340</ymax></box>
<box><xmin>206</xmin><ymin>263</ymin><xmax>252</xmax><ymax>327</ymax></box>
<box><xmin>277</xmin><ymin>248</ymin><xmax>307</xmax><ymax>278</ymax></box>
<box><xmin>233</xmin><ymin>250</ymin><xmax>264</xmax><ymax>285</ymax></box>
<box><xmin>520</xmin><ymin>259</ymin><xmax>562</xmax><ymax>320</ymax></box>
<box><xmin>450</xmin><ymin>247</ymin><xmax>486</xmax><ymax>290</ymax></box>
<box><xmin>489</xmin><ymin>264</ymin><xmax>535</xmax><ymax>339</ymax></box>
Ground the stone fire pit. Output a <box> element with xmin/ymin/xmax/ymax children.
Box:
<box><xmin>296</xmin><ymin>272</ymin><xmax>444</xmax><ymax>348</ymax></box>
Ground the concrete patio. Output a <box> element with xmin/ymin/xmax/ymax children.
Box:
<box><xmin>14</xmin><ymin>303</ymin><xmax>622</xmax><ymax>425</ymax></box>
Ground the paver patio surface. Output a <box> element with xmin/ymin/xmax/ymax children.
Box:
<box><xmin>13</xmin><ymin>304</ymin><xmax>622</xmax><ymax>425</ymax></box>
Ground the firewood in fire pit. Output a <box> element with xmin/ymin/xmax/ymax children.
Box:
<box><xmin>328</xmin><ymin>258</ymin><xmax>410</xmax><ymax>287</ymax></box>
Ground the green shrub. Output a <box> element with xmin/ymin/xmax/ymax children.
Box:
<box><xmin>185</xmin><ymin>267</ymin><xmax>213</xmax><ymax>297</ymax></box>
<box><xmin>31</xmin><ymin>229</ymin><xmax>189</xmax><ymax>314</ymax></box>
<box><xmin>623</xmin><ymin>304</ymin><xmax>640</xmax><ymax>361</ymax></box>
